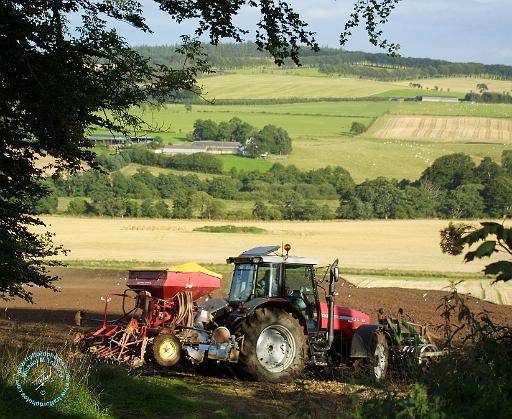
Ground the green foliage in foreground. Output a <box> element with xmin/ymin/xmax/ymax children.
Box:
<box><xmin>441</xmin><ymin>221</ymin><xmax>512</xmax><ymax>282</ymax></box>
<box><xmin>193</xmin><ymin>225</ymin><xmax>266</xmax><ymax>234</ymax></box>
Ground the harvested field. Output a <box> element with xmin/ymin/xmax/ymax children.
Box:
<box><xmin>39</xmin><ymin>216</ymin><xmax>499</xmax><ymax>273</ymax></box>
<box><xmin>369</xmin><ymin>115</ymin><xmax>512</xmax><ymax>142</ymax></box>
<box><xmin>397</xmin><ymin>77</ymin><xmax>512</xmax><ymax>94</ymax></box>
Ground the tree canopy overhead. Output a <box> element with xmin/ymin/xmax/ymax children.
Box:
<box><xmin>0</xmin><ymin>0</ymin><xmax>401</xmax><ymax>302</ymax></box>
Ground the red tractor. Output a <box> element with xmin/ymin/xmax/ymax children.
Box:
<box><xmin>76</xmin><ymin>245</ymin><xmax>441</xmax><ymax>382</ymax></box>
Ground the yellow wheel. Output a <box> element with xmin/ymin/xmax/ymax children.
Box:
<box><xmin>153</xmin><ymin>334</ymin><xmax>181</xmax><ymax>367</ymax></box>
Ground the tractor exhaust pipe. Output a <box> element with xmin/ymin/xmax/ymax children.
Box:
<box><xmin>321</xmin><ymin>259</ymin><xmax>339</xmax><ymax>351</ymax></box>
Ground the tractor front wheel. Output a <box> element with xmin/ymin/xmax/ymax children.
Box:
<box><xmin>153</xmin><ymin>333</ymin><xmax>181</xmax><ymax>367</ymax></box>
<box><xmin>237</xmin><ymin>307</ymin><xmax>307</xmax><ymax>382</ymax></box>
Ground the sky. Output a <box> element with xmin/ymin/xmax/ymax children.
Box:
<box><xmin>100</xmin><ymin>0</ymin><xmax>512</xmax><ymax>65</ymax></box>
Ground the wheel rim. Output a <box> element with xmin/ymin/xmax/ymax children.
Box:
<box><xmin>373</xmin><ymin>343</ymin><xmax>387</xmax><ymax>379</ymax></box>
<box><xmin>256</xmin><ymin>325</ymin><xmax>296</xmax><ymax>373</ymax></box>
<box><xmin>159</xmin><ymin>338</ymin><xmax>178</xmax><ymax>361</ymax></box>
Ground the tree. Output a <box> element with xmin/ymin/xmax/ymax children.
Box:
<box><xmin>350</xmin><ymin>122</ymin><xmax>367</xmax><ymax>135</ymax></box>
<box><xmin>477</xmin><ymin>83</ymin><xmax>489</xmax><ymax>93</ymax></box>
<box><xmin>441</xmin><ymin>184</ymin><xmax>485</xmax><ymax>219</ymax></box>
<box><xmin>482</xmin><ymin>176</ymin><xmax>512</xmax><ymax>218</ymax></box>
<box><xmin>1</xmin><ymin>0</ymin><xmax>401</xmax><ymax>301</ymax></box>
<box><xmin>440</xmin><ymin>222</ymin><xmax>512</xmax><ymax>282</ymax></box>
<box><xmin>67</xmin><ymin>198</ymin><xmax>90</xmax><ymax>215</ymax></box>
<box><xmin>474</xmin><ymin>156</ymin><xmax>503</xmax><ymax>185</ymax></box>
<box><xmin>502</xmin><ymin>150</ymin><xmax>512</xmax><ymax>176</ymax></box>
<box><xmin>419</xmin><ymin>153</ymin><xmax>476</xmax><ymax>190</ymax></box>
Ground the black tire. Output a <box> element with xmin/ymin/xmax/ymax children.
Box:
<box><xmin>236</xmin><ymin>307</ymin><xmax>307</xmax><ymax>383</ymax></box>
<box><xmin>367</xmin><ymin>331</ymin><xmax>389</xmax><ymax>381</ymax></box>
<box><xmin>153</xmin><ymin>333</ymin><xmax>181</xmax><ymax>367</ymax></box>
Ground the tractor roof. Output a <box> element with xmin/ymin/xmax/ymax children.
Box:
<box><xmin>227</xmin><ymin>245</ymin><xmax>318</xmax><ymax>266</ymax></box>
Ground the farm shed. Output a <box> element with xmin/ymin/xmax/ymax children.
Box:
<box><xmin>416</xmin><ymin>96</ymin><xmax>460</xmax><ymax>103</ymax></box>
<box><xmin>156</xmin><ymin>141</ymin><xmax>242</xmax><ymax>155</ymax></box>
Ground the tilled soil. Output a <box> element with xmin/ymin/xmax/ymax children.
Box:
<box><xmin>1</xmin><ymin>268</ymin><xmax>511</xmax><ymax>346</ymax></box>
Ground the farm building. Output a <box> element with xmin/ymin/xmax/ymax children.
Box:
<box><xmin>89</xmin><ymin>134</ymin><xmax>155</xmax><ymax>146</ymax></box>
<box><xmin>156</xmin><ymin>141</ymin><xmax>242</xmax><ymax>155</ymax></box>
<box><xmin>415</xmin><ymin>96</ymin><xmax>460</xmax><ymax>103</ymax></box>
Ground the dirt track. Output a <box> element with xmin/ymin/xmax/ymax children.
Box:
<box><xmin>1</xmin><ymin>268</ymin><xmax>511</xmax><ymax>347</ymax></box>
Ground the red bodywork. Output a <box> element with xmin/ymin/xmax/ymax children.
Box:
<box><xmin>76</xmin><ymin>269</ymin><xmax>221</xmax><ymax>363</ymax></box>
<box><xmin>127</xmin><ymin>270</ymin><xmax>220</xmax><ymax>300</ymax></box>
<box><xmin>317</xmin><ymin>302</ymin><xmax>370</xmax><ymax>338</ymax></box>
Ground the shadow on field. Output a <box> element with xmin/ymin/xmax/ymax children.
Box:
<box><xmin>0</xmin><ymin>331</ymin><xmax>356</xmax><ymax>418</ymax></box>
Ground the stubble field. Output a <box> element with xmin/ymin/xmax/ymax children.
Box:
<box><xmin>33</xmin><ymin>216</ymin><xmax>512</xmax><ymax>304</ymax></box>
<box><xmin>369</xmin><ymin>115</ymin><xmax>512</xmax><ymax>142</ymax></box>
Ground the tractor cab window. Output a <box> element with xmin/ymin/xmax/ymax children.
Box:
<box><xmin>254</xmin><ymin>264</ymin><xmax>281</xmax><ymax>298</ymax></box>
<box><xmin>284</xmin><ymin>265</ymin><xmax>317</xmax><ymax>327</ymax></box>
<box><xmin>228</xmin><ymin>263</ymin><xmax>256</xmax><ymax>303</ymax></box>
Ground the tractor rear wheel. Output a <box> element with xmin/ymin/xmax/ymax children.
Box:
<box><xmin>153</xmin><ymin>333</ymin><xmax>181</xmax><ymax>367</ymax></box>
<box><xmin>237</xmin><ymin>307</ymin><xmax>307</xmax><ymax>382</ymax></box>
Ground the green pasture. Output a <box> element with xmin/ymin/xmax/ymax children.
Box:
<box><xmin>87</xmin><ymin>71</ymin><xmax>512</xmax><ymax>181</ymax></box>
<box><xmin>220</xmin><ymin>155</ymin><xmax>273</xmax><ymax>172</ymax></box>
<box><xmin>102</xmin><ymin>101</ymin><xmax>511</xmax><ymax>147</ymax></box>
<box><xmin>129</xmin><ymin>104</ymin><xmax>373</xmax><ymax>139</ymax></box>
<box><xmin>280</xmin><ymin>137</ymin><xmax>510</xmax><ymax>181</ymax></box>
<box><xmin>391</xmin><ymin>101</ymin><xmax>512</xmax><ymax>117</ymax></box>
<box><xmin>371</xmin><ymin>88</ymin><xmax>466</xmax><ymax>99</ymax></box>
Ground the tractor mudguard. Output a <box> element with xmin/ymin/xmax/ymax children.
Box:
<box><xmin>350</xmin><ymin>325</ymin><xmax>383</xmax><ymax>358</ymax></box>
<box><xmin>200</xmin><ymin>298</ymin><xmax>230</xmax><ymax>320</ymax></box>
<box><xmin>239</xmin><ymin>298</ymin><xmax>308</xmax><ymax>333</ymax></box>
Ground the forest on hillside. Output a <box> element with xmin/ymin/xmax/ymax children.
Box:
<box><xmin>134</xmin><ymin>43</ymin><xmax>512</xmax><ymax>81</ymax></box>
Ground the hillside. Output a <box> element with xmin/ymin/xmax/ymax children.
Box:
<box><xmin>134</xmin><ymin>43</ymin><xmax>512</xmax><ymax>81</ymax></box>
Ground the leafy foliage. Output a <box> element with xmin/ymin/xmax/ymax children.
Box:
<box><xmin>440</xmin><ymin>222</ymin><xmax>512</xmax><ymax>282</ymax></box>
<box><xmin>340</xmin><ymin>0</ymin><xmax>402</xmax><ymax>56</ymax></box>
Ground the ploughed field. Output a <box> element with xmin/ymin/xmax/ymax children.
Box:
<box><xmin>2</xmin><ymin>267</ymin><xmax>511</xmax><ymax>347</ymax></box>
<box><xmin>1</xmin><ymin>267</ymin><xmax>510</xmax><ymax>416</ymax></box>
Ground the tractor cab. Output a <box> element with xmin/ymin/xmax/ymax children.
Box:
<box><xmin>226</xmin><ymin>245</ymin><xmax>320</xmax><ymax>329</ymax></box>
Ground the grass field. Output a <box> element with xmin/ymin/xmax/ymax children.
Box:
<box><xmin>368</xmin><ymin>115</ymin><xmax>512</xmax><ymax>143</ymax></box>
<box><xmin>198</xmin><ymin>73</ymin><xmax>405</xmax><ymax>99</ymax></box>
<box><xmin>371</xmin><ymin>89</ymin><xmax>465</xmax><ymax>99</ymax></box>
<box><xmin>118</xmin><ymin>104</ymin><xmax>512</xmax><ymax>180</ymax></box>
<box><xmin>278</xmin><ymin>136</ymin><xmax>509</xmax><ymax>180</ymax></box>
<box><xmin>92</xmin><ymin>99</ymin><xmax>512</xmax><ymax>181</ymax></box>
<box><xmin>39</xmin><ymin>216</ymin><xmax>501</xmax><ymax>274</ymax></box>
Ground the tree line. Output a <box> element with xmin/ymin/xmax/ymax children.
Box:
<box><xmin>36</xmin><ymin>150</ymin><xmax>512</xmax><ymax>221</ymax></box>
<box><xmin>134</xmin><ymin>43</ymin><xmax>512</xmax><ymax>82</ymax></box>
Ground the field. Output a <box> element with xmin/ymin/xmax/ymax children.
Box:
<box><xmin>397</xmin><ymin>77</ymin><xmax>512</xmax><ymax>94</ymax></box>
<box><xmin>35</xmin><ymin>215</ymin><xmax>512</xmax><ymax>304</ymax></box>
<box><xmin>3</xmin><ymin>264</ymin><xmax>511</xmax><ymax>416</ymax></box>
<box><xmin>198</xmin><ymin>73</ymin><xmax>406</xmax><ymax>99</ymax></box>
<box><xmin>38</xmin><ymin>216</ymin><xmax>490</xmax><ymax>271</ymax></box>
<box><xmin>121</xmin><ymin>99</ymin><xmax>512</xmax><ymax>181</ymax></box>
<box><xmin>3</xmin><ymin>214</ymin><xmax>512</xmax><ymax>416</ymax></box>
<box><xmin>368</xmin><ymin>115</ymin><xmax>512</xmax><ymax>142</ymax></box>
